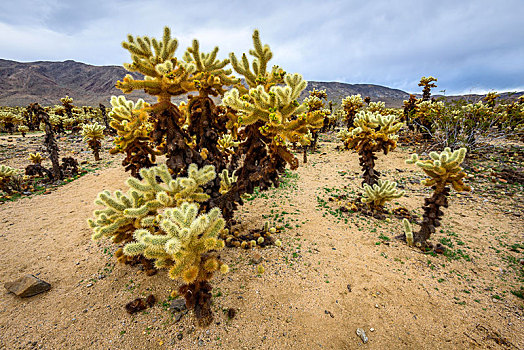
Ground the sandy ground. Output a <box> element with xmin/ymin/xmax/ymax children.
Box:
<box><xmin>0</xmin><ymin>135</ymin><xmax>523</xmax><ymax>350</ymax></box>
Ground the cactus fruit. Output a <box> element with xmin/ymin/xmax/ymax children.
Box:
<box><xmin>404</xmin><ymin>147</ymin><xmax>471</xmax><ymax>247</ymax></box>
<box><xmin>81</xmin><ymin>122</ymin><xmax>106</xmax><ymax>161</ymax></box>
<box><xmin>222</xmin><ymin>222</ymin><xmax>278</xmax><ymax>249</ymax></box>
<box><xmin>361</xmin><ymin>180</ymin><xmax>404</xmax><ymax>211</ymax></box>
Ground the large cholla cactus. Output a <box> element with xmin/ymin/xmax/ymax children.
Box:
<box><xmin>89</xmin><ymin>163</ymin><xmax>215</xmax><ymax>243</ymax></box>
<box><xmin>340</xmin><ymin>110</ymin><xmax>403</xmax><ymax>185</ymax></box>
<box><xmin>361</xmin><ymin>179</ymin><xmax>404</xmax><ymax>211</ymax></box>
<box><xmin>81</xmin><ymin>122</ymin><xmax>105</xmax><ymax>161</ymax></box>
<box><xmin>0</xmin><ymin>165</ymin><xmax>20</xmax><ymax>193</ymax></box>
<box><xmin>404</xmin><ymin>147</ymin><xmax>470</xmax><ymax>247</ymax></box>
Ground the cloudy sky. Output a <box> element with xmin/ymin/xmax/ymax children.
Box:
<box><xmin>1</xmin><ymin>0</ymin><xmax>523</xmax><ymax>94</ymax></box>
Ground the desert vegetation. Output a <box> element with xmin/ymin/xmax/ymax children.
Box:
<box><xmin>0</xmin><ymin>27</ymin><xmax>523</xmax><ymax>349</ymax></box>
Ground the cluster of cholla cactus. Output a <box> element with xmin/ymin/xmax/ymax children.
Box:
<box><xmin>302</xmin><ymin>88</ymin><xmax>331</xmax><ymax>154</ymax></box>
<box><xmin>339</xmin><ymin>110</ymin><xmax>403</xmax><ymax>186</ymax></box>
<box><xmin>403</xmin><ymin>147</ymin><xmax>470</xmax><ymax>248</ymax></box>
<box><xmin>90</xmin><ymin>26</ymin><xmax>326</xmax><ymax>326</ymax></box>
<box><xmin>81</xmin><ymin>122</ymin><xmax>106</xmax><ymax>161</ymax></box>
<box><xmin>90</xmin><ymin>163</ymin><xmax>228</xmax><ymax>325</ymax></box>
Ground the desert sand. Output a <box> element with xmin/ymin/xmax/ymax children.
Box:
<box><xmin>0</xmin><ymin>134</ymin><xmax>522</xmax><ymax>349</ymax></box>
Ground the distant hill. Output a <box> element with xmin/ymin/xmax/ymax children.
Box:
<box><xmin>0</xmin><ymin>59</ymin><xmax>522</xmax><ymax>108</ymax></box>
<box><xmin>0</xmin><ymin>59</ymin><xmax>412</xmax><ymax>107</ymax></box>
<box><xmin>0</xmin><ymin>59</ymin><xmax>151</xmax><ymax>107</ymax></box>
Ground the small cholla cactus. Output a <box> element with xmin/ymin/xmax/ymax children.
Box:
<box><xmin>28</xmin><ymin>152</ymin><xmax>44</xmax><ymax>164</ymax></box>
<box><xmin>361</xmin><ymin>179</ymin><xmax>404</xmax><ymax>212</ymax></box>
<box><xmin>18</xmin><ymin>125</ymin><xmax>29</xmax><ymax>137</ymax></box>
<box><xmin>0</xmin><ymin>165</ymin><xmax>20</xmax><ymax>193</ymax></box>
<box><xmin>404</xmin><ymin>147</ymin><xmax>470</xmax><ymax>247</ymax></box>
<box><xmin>81</xmin><ymin>122</ymin><xmax>105</xmax><ymax>161</ymax></box>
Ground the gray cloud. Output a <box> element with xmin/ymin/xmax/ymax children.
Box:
<box><xmin>1</xmin><ymin>0</ymin><xmax>523</xmax><ymax>94</ymax></box>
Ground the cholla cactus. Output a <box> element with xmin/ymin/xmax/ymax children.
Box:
<box><xmin>483</xmin><ymin>92</ymin><xmax>500</xmax><ymax>108</ymax></box>
<box><xmin>28</xmin><ymin>152</ymin><xmax>44</xmax><ymax>164</ymax></box>
<box><xmin>406</xmin><ymin>147</ymin><xmax>470</xmax><ymax>192</ymax></box>
<box><xmin>418</xmin><ymin>76</ymin><xmax>437</xmax><ymax>101</ymax></box>
<box><xmin>81</xmin><ymin>122</ymin><xmax>106</xmax><ymax>161</ymax></box>
<box><xmin>218</xmin><ymin>169</ymin><xmax>237</xmax><ymax>194</ymax></box>
<box><xmin>404</xmin><ymin>147</ymin><xmax>470</xmax><ymax>246</ymax></box>
<box><xmin>413</xmin><ymin>100</ymin><xmax>444</xmax><ymax>139</ymax></box>
<box><xmin>90</xmin><ymin>163</ymin><xmax>226</xmax><ymax>327</ymax></box>
<box><xmin>18</xmin><ymin>125</ymin><xmax>29</xmax><ymax>137</ymax></box>
<box><xmin>341</xmin><ymin>94</ymin><xmax>363</xmax><ymax>127</ymax></box>
<box><xmin>0</xmin><ymin>112</ymin><xmax>24</xmax><ymax>133</ymax></box>
<box><xmin>89</xmin><ymin>163</ymin><xmax>215</xmax><ymax>243</ymax></box>
<box><xmin>0</xmin><ymin>165</ymin><xmax>20</xmax><ymax>193</ymax></box>
<box><xmin>341</xmin><ymin>111</ymin><xmax>403</xmax><ymax>185</ymax></box>
<box><xmin>367</xmin><ymin>101</ymin><xmax>386</xmax><ymax>114</ymax></box>
<box><xmin>361</xmin><ymin>179</ymin><xmax>404</xmax><ymax>211</ymax></box>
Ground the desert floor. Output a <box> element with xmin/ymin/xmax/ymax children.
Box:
<box><xmin>0</xmin><ymin>132</ymin><xmax>523</xmax><ymax>349</ymax></box>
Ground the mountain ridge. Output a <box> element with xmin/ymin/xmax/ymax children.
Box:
<box><xmin>0</xmin><ymin>59</ymin><xmax>522</xmax><ymax>108</ymax></box>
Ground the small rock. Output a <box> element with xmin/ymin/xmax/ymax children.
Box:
<box><xmin>169</xmin><ymin>299</ymin><xmax>187</xmax><ymax>313</ymax></box>
<box><xmin>174</xmin><ymin>310</ymin><xmax>188</xmax><ymax>322</ymax></box>
<box><xmin>4</xmin><ymin>274</ymin><xmax>51</xmax><ymax>297</ymax></box>
<box><xmin>86</xmin><ymin>283</ymin><xmax>93</xmax><ymax>288</ymax></box>
<box><xmin>375</xmin><ymin>304</ymin><xmax>379</xmax><ymax>308</ymax></box>
<box><xmin>356</xmin><ymin>328</ymin><xmax>368</xmax><ymax>344</ymax></box>
<box><xmin>250</xmin><ymin>252</ymin><xmax>263</xmax><ymax>265</ymax></box>
<box><xmin>369</xmin><ymin>328</ymin><xmax>375</xmax><ymax>332</ymax></box>
<box><xmin>177</xmin><ymin>332</ymin><xmax>183</xmax><ymax>340</ymax></box>
<box><xmin>347</xmin><ymin>284</ymin><xmax>352</xmax><ymax>292</ymax></box>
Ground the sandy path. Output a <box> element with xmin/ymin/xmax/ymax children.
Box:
<box><xmin>0</xmin><ymin>139</ymin><xmax>522</xmax><ymax>349</ymax></box>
